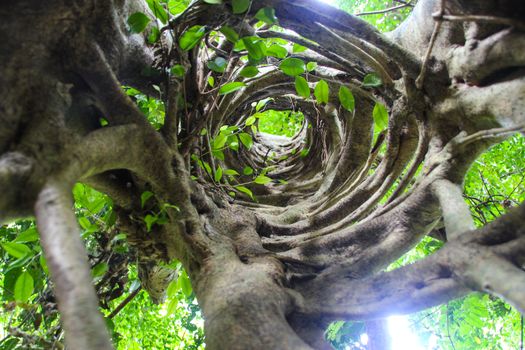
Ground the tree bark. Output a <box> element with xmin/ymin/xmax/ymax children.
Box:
<box><xmin>0</xmin><ymin>0</ymin><xmax>524</xmax><ymax>349</ymax></box>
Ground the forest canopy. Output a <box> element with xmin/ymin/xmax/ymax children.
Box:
<box><xmin>0</xmin><ymin>0</ymin><xmax>524</xmax><ymax>349</ymax></box>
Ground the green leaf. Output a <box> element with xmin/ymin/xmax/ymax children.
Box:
<box><xmin>266</xmin><ymin>44</ymin><xmax>288</xmax><ymax>59</ymax></box>
<box><xmin>92</xmin><ymin>263</ymin><xmax>108</xmax><ymax>278</ymax></box>
<box><xmin>235</xmin><ymin>185</ymin><xmax>254</xmax><ymax>200</ymax></box>
<box><xmin>293</xmin><ymin>43</ymin><xmax>308</xmax><ymax>53</ymax></box>
<box><xmin>14</xmin><ymin>227</ymin><xmax>39</xmax><ymax>243</ymax></box>
<box><xmin>127</xmin><ymin>12</ymin><xmax>151</xmax><ymax>34</ymax></box>
<box><xmin>14</xmin><ymin>272</ymin><xmax>33</xmax><ymax>303</ymax></box>
<box><xmin>78</xmin><ymin>216</ymin><xmax>91</xmax><ymax>230</ymax></box>
<box><xmin>338</xmin><ymin>86</ymin><xmax>355</xmax><ymax>112</ymax></box>
<box><xmin>219</xmin><ymin>82</ymin><xmax>246</xmax><ymax>95</ymax></box>
<box><xmin>213</xmin><ymin>133</ymin><xmax>228</xmax><ymax>149</ymax></box>
<box><xmin>141</xmin><ymin>191</ymin><xmax>154</xmax><ymax>208</ymax></box>
<box><xmin>373</xmin><ymin>102</ymin><xmax>389</xmax><ymax>130</ymax></box>
<box><xmin>147</xmin><ymin>26</ymin><xmax>160</xmax><ymax>44</ymax></box>
<box><xmin>232</xmin><ymin>0</ymin><xmax>250</xmax><ymax>14</ymax></box>
<box><xmin>242</xmin><ymin>37</ymin><xmax>266</xmax><ymax>61</ymax></box>
<box><xmin>363</xmin><ymin>73</ymin><xmax>383</xmax><ymax>88</ymax></box>
<box><xmin>203</xmin><ymin>161</ymin><xmax>212</xmax><ymax>175</ymax></box>
<box><xmin>166</xmin><ymin>278</ymin><xmax>178</xmax><ymax>299</ymax></box>
<box><xmin>144</xmin><ymin>214</ymin><xmax>157</xmax><ymax>232</ymax></box>
<box><xmin>104</xmin><ymin>209</ymin><xmax>117</xmax><ymax>227</ymax></box>
<box><xmin>214</xmin><ymin>166</ymin><xmax>223</xmax><ymax>182</ymax></box>
<box><xmin>314</xmin><ymin>80</ymin><xmax>329</xmax><ymax>104</ymax></box>
<box><xmin>243</xmin><ymin>166</ymin><xmax>254</xmax><ymax>175</ymax></box>
<box><xmin>204</xmin><ymin>0</ymin><xmax>223</xmax><ymax>3</ymax></box>
<box><xmin>255</xmin><ymin>98</ymin><xmax>270</xmax><ymax>112</ymax></box>
<box><xmin>239</xmin><ymin>133</ymin><xmax>253</xmax><ymax>149</ymax></box>
<box><xmin>220</xmin><ymin>26</ymin><xmax>239</xmax><ymax>43</ymax></box>
<box><xmin>166</xmin><ymin>298</ymin><xmax>178</xmax><ymax>315</ymax></box>
<box><xmin>254</xmin><ymin>175</ymin><xmax>272</xmax><ymax>184</ymax></box>
<box><xmin>171</xmin><ymin>64</ymin><xmax>186</xmax><ymax>77</ymax></box>
<box><xmin>178</xmin><ymin>271</ymin><xmax>192</xmax><ymax>297</ymax></box>
<box><xmin>99</xmin><ymin>117</ymin><xmax>109</xmax><ymax>127</ymax></box>
<box><xmin>295</xmin><ymin>76</ymin><xmax>310</xmax><ymax>98</ymax></box>
<box><xmin>179</xmin><ymin>25</ymin><xmax>206</xmax><ymax>51</ymax></box>
<box><xmin>5</xmin><ymin>255</ymin><xmax>32</xmax><ymax>272</ymax></box>
<box><xmin>1</xmin><ymin>242</ymin><xmax>31</xmax><ymax>259</ymax></box>
<box><xmin>228</xmin><ymin>135</ymin><xmax>239</xmax><ymax>151</ymax></box>
<box><xmin>254</xmin><ymin>7</ymin><xmax>278</xmax><ymax>25</ymax></box>
<box><xmin>239</xmin><ymin>66</ymin><xmax>259</xmax><ymax>78</ymax></box>
<box><xmin>162</xmin><ymin>203</ymin><xmax>180</xmax><ymax>213</ymax></box>
<box><xmin>146</xmin><ymin>0</ymin><xmax>168</xmax><ymax>24</ymax></box>
<box><xmin>224</xmin><ymin>169</ymin><xmax>240</xmax><ymax>176</ymax></box>
<box><xmin>279</xmin><ymin>57</ymin><xmax>305</xmax><ymax>77</ymax></box>
<box><xmin>245</xmin><ymin>115</ymin><xmax>257</xmax><ymax>126</ymax></box>
<box><xmin>213</xmin><ymin>149</ymin><xmax>225</xmax><ymax>160</ymax></box>
<box><xmin>208</xmin><ymin>76</ymin><xmax>215</xmax><ymax>87</ymax></box>
<box><xmin>279</xmin><ymin>58</ymin><xmax>306</xmax><ymax>76</ymax></box>
<box><xmin>112</xmin><ymin>233</ymin><xmax>127</xmax><ymax>242</ymax></box>
<box><xmin>306</xmin><ymin>61</ymin><xmax>318</xmax><ymax>72</ymax></box>
<box><xmin>39</xmin><ymin>254</ymin><xmax>48</xmax><ymax>274</ymax></box>
<box><xmin>207</xmin><ymin>57</ymin><xmax>228</xmax><ymax>73</ymax></box>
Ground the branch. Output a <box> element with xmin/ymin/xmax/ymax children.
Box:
<box><xmin>70</xmin><ymin>125</ymin><xmax>174</xmax><ymax>192</ymax></box>
<box><xmin>296</xmin><ymin>252</ymin><xmax>469</xmax><ymax>320</ymax></box>
<box><xmin>295</xmin><ymin>203</ymin><xmax>525</xmax><ymax>321</ymax></box>
<box><xmin>107</xmin><ymin>286</ymin><xmax>142</xmax><ymax>319</ymax></box>
<box><xmin>454</xmin><ymin>249</ymin><xmax>525</xmax><ymax>313</ymax></box>
<box><xmin>432</xmin><ymin>179</ymin><xmax>474</xmax><ymax>240</ymax></box>
<box><xmin>161</xmin><ymin>78</ymin><xmax>183</xmax><ymax>150</ymax></box>
<box><xmin>35</xmin><ymin>181</ymin><xmax>113</xmax><ymax>350</ymax></box>
<box><xmin>450</xmin><ymin>204</ymin><xmax>525</xmax><ymax>313</ymax></box>
<box><xmin>315</xmin><ymin>23</ymin><xmax>395</xmax><ymax>85</ymax></box>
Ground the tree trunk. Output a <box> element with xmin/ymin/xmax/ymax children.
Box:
<box><xmin>1</xmin><ymin>0</ymin><xmax>524</xmax><ymax>349</ymax></box>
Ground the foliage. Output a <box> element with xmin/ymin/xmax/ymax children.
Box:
<box><xmin>109</xmin><ymin>267</ymin><xmax>204</xmax><ymax>350</ymax></box>
<box><xmin>1</xmin><ymin>0</ymin><xmax>523</xmax><ymax>349</ymax></box>
<box><xmin>257</xmin><ymin>109</ymin><xmax>304</xmax><ymax>138</ymax></box>
<box><xmin>0</xmin><ymin>182</ymin><xmax>202</xmax><ymax>349</ymax></box>
<box><xmin>335</xmin><ymin>0</ymin><xmax>417</xmax><ymax>32</ymax></box>
<box><xmin>464</xmin><ymin>135</ymin><xmax>525</xmax><ymax>227</ymax></box>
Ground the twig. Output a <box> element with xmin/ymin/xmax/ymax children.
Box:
<box><xmin>458</xmin><ymin>124</ymin><xmax>525</xmax><ymax>146</ymax></box>
<box><xmin>478</xmin><ymin>170</ymin><xmax>502</xmax><ymax>216</ymax></box>
<box><xmin>416</xmin><ymin>0</ymin><xmax>445</xmax><ymax>89</ymax></box>
<box><xmin>356</xmin><ymin>2</ymin><xmax>412</xmax><ymax>17</ymax></box>
<box><xmin>205</xmin><ymin>33</ymin><xmax>229</xmax><ymax>56</ymax></box>
<box><xmin>107</xmin><ymin>286</ymin><xmax>142</xmax><ymax>319</ymax></box>
<box><xmin>440</xmin><ymin>14</ymin><xmax>525</xmax><ymax>32</ymax></box>
<box><xmin>507</xmin><ymin>173</ymin><xmax>525</xmax><ymax>199</ymax></box>
<box><xmin>393</xmin><ymin>0</ymin><xmax>414</xmax><ymax>6</ymax></box>
<box><xmin>446</xmin><ymin>303</ymin><xmax>457</xmax><ymax>350</ymax></box>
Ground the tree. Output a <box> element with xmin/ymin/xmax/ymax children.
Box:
<box><xmin>0</xmin><ymin>0</ymin><xmax>524</xmax><ymax>349</ymax></box>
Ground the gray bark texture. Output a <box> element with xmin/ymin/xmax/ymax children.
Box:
<box><xmin>0</xmin><ymin>0</ymin><xmax>524</xmax><ymax>349</ymax></box>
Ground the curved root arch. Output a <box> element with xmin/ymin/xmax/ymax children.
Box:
<box><xmin>1</xmin><ymin>0</ymin><xmax>524</xmax><ymax>349</ymax></box>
